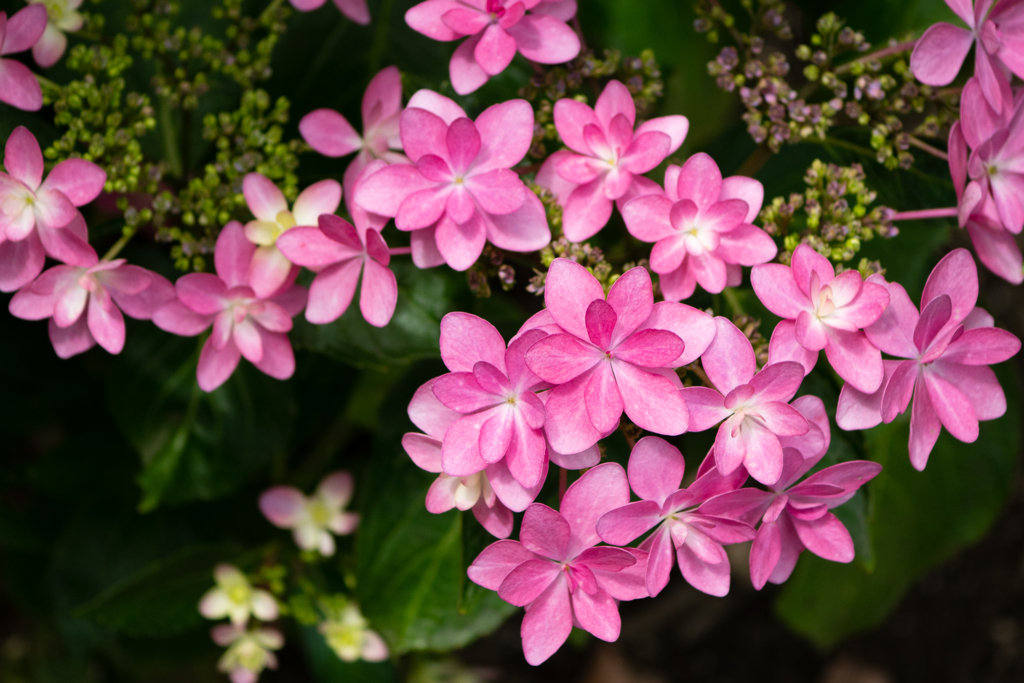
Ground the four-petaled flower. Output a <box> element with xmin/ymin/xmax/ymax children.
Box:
<box><xmin>468</xmin><ymin>463</ymin><xmax>648</xmax><ymax>666</ymax></box>
<box><xmin>318</xmin><ymin>604</ymin><xmax>389</xmax><ymax>663</ymax></box>
<box><xmin>405</xmin><ymin>0</ymin><xmax>581</xmax><ymax>95</ymax></box>
<box><xmin>751</xmin><ymin>243</ymin><xmax>891</xmax><ymax>393</ymax></box>
<box><xmin>621</xmin><ymin>153</ymin><xmax>775</xmax><ymax>300</ymax></box>
<box><xmin>596</xmin><ymin>437</ymin><xmax>753</xmax><ymax>598</ymax></box>
<box><xmin>259</xmin><ymin>471</ymin><xmax>361</xmax><ymax>556</ymax></box>
<box><xmin>212</xmin><ymin>624</ymin><xmax>284</xmax><ymax>683</ymax></box>
<box><xmin>199</xmin><ymin>564</ymin><xmax>279</xmax><ymax>627</ymax></box>
<box><xmin>28</xmin><ymin>0</ymin><xmax>84</xmax><ymax>68</ymax></box>
<box><xmin>0</xmin><ymin>6</ymin><xmax>47</xmax><ymax>110</ymax></box>
<box><xmin>536</xmin><ymin>79</ymin><xmax>689</xmax><ymax>241</ymax></box>
<box><xmin>837</xmin><ymin>248</ymin><xmax>1020</xmax><ymax>470</ymax></box>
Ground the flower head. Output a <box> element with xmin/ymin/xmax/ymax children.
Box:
<box><xmin>405</xmin><ymin>0</ymin><xmax>581</xmax><ymax>95</ymax></box>
<box><xmin>289</xmin><ymin>0</ymin><xmax>371</xmax><ymax>24</ymax></box>
<box><xmin>536</xmin><ymin>80</ymin><xmax>689</xmax><ymax>241</ymax></box>
<box><xmin>212</xmin><ymin>624</ymin><xmax>284</xmax><ymax>683</ymax></box>
<box><xmin>259</xmin><ymin>471</ymin><xmax>360</xmax><ymax>556</ymax></box>
<box><xmin>199</xmin><ymin>564</ymin><xmax>279</xmax><ymax>627</ymax></box>
<box><xmin>0</xmin><ymin>6</ymin><xmax>47</xmax><ymax>110</ymax></box>
<box><xmin>28</xmin><ymin>0</ymin><xmax>83</xmax><ymax>68</ymax></box>
<box><xmin>318</xmin><ymin>603</ymin><xmax>389</xmax><ymax>663</ymax></box>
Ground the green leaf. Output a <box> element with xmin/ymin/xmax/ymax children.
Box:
<box><xmin>775</xmin><ymin>368</ymin><xmax>1021</xmax><ymax>647</ymax></box>
<box><xmin>74</xmin><ymin>545</ymin><xmax>242</xmax><ymax>637</ymax></box>
<box><xmin>300</xmin><ymin>625</ymin><xmax>397</xmax><ymax>683</ymax></box>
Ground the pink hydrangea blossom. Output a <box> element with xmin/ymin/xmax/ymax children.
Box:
<box><xmin>354</xmin><ymin>90</ymin><xmax>549</xmax><ymax>270</ymax></box>
<box><xmin>596</xmin><ymin>437</ymin><xmax>753</xmax><ymax>598</ymax></box>
<box><xmin>621</xmin><ymin>153</ymin><xmax>774</xmax><ymax>300</ymax></box>
<box><xmin>242</xmin><ymin>172</ymin><xmax>341</xmax><ymax>298</ymax></box>
<box><xmin>0</xmin><ymin>126</ymin><xmax>107</xmax><ymax>291</ymax></box>
<box><xmin>535</xmin><ymin>80</ymin><xmax>689</xmax><ymax>241</ymax></box>
<box><xmin>9</xmin><ymin>236</ymin><xmax>174</xmax><ymax>358</ymax></box>
<box><xmin>259</xmin><ymin>471</ymin><xmax>359</xmax><ymax>556</ymax></box>
<box><xmin>523</xmin><ymin>258</ymin><xmax>715</xmax><ymax>454</ymax></box>
<box><xmin>682</xmin><ymin>317</ymin><xmax>810</xmax><ymax>486</ymax></box>
<box><xmin>910</xmin><ymin>0</ymin><xmax>1024</xmax><ymax>112</ymax></box>
<box><xmin>153</xmin><ymin>221</ymin><xmax>308</xmax><ymax>392</ymax></box>
<box><xmin>703</xmin><ymin>439</ymin><xmax>881</xmax><ymax>590</ymax></box>
<box><xmin>405</xmin><ymin>0</ymin><xmax>581</xmax><ymax>95</ymax></box>
<box><xmin>28</xmin><ymin>0</ymin><xmax>83</xmax><ymax>68</ymax></box>
<box><xmin>467</xmin><ymin>463</ymin><xmax>648</xmax><ymax>666</ymax></box>
<box><xmin>0</xmin><ymin>6</ymin><xmax>47</xmax><ymax>110</ymax></box>
<box><xmin>836</xmin><ymin>249</ymin><xmax>1020</xmax><ymax>470</ymax></box>
<box><xmin>289</xmin><ymin>0</ymin><xmax>370</xmax><ymax>24</ymax></box>
<box><xmin>298</xmin><ymin>66</ymin><xmax>407</xmax><ymax>200</ymax></box>
<box><xmin>751</xmin><ymin>244</ymin><xmax>891</xmax><ymax>394</ymax></box>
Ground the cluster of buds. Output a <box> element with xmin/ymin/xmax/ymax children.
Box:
<box><xmin>467</xmin><ymin>245</ymin><xmax>515</xmax><ymax>298</ymax></box>
<box><xmin>527</xmin><ymin>236</ymin><xmax>611</xmax><ymax>295</ymax></box>
<box><xmin>694</xmin><ymin>0</ymin><xmax>793</xmax><ymax>45</ymax></box>
<box><xmin>759</xmin><ymin>160</ymin><xmax>896</xmax><ymax>266</ymax></box>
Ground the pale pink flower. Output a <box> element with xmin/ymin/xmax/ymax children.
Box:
<box><xmin>621</xmin><ymin>153</ymin><xmax>774</xmax><ymax>300</ymax></box>
<box><xmin>0</xmin><ymin>6</ymin><xmax>47</xmax><ymax>110</ymax></box>
<box><xmin>259</xmin><ymin>471</ymin><xmax>359</xmax><ymax>557</ymax></box>
<box><xmin>535</xmin><ymin>80</ymin><xmax>689</xmax><ymax>241</ymax></box>
<box><xmin>298</xmin><ymin>66</ymin><xmax>407</xmax><ymax>201</ymax></box>
<box><xmin>354</xmin><ymin>90</ymin><xmax>549</xmax><ymax>270</ymax></box>
<box><xmin>0</xmin><ymin>126</ymin><xmax>107</xmax><ymax>291</ymax></box>
<box><xmin>751</xmin><ymin>244</ymin><xmax>891</xmax><ymax>394</ymax></box>
<box><xmin>405</xmin><ymin>0</ymin><xmax>580</xmax><ymax>95</ymax></box>
<box><xmin>242</xmin><ymin>173</ymin><xmax>341</xmax><ymax>298</ymax></box>
<box><xmin>9</xmin><ymin>235</ymin><xmax>174</xmax><ymax>358</ymax></box>
<box><xmin>911</xmin><ymin>0</ymin><xmax>1024</xmax><ymax>112</ymax></box>
<box><xmin>212</xmin><ymin>624</ymin><xmax>283</xmax><ymax>683</ymax></box>
<box><xmin>319</xmin><ymin>604</ymin><xmax>388</xmax><ymax>663</ymax></box>
<box><xmin>703</xmin><ymin>445</ymin><xmax>881</xmax><ymax>590</ymax></box>
<box><xmin>681</xmin><ymin>317</ymin><xmax>809</xmax><ymax>486</ymax></box>
<box><xmin>199</xmin><ymin>564</ymin><xmax>279</xmax><ymax>627</ymax></box>
<box><xmin>836</xmin><ymin>249</ymin><xmax>1020</xmax><ymax>470</ymax></box>
<box><xmin>467</xmin><ymin>463</ymin><xmax>648</xmax><ymax>666</ymax></box>
<box><xmin>289</xmin><ymin>0</ymin><xmax>370</xmax><ymax>24</ymax></box>
<box><xmin>153</xmin><ymin>222</ymin><xmax>307</xmax><ymax>392</ymax></box>
<box><xmin>523</xmin><ymin>258</ymin><xmax>716</xmax><ymax>454</ymax></box>
<box><xmin>28</xmin><ymin>0</ymin><xmax>83</xmax><ymax>68</ymax></box>
<box><xmin>596</xmin><ymin>437</ymin><xmax>753</xmax><ymax>598</ymax></box>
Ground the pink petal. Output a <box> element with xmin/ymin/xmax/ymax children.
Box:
<box><xmin>47</xmin><ymin>315</ymin><xmax>94</xmax><ymax>358</ymax></box>
<box><xmin>570</xmin><ymin>585</ymin><xmax>621</xmax><ymax>642</ymax></box>
<box><xmin>439</xmin><ymin>311</ymin><xmax>508</xmax><ymax>373</ymax></box>
<box><xmin>213</xmin><ymin>221</ymin><xmax>255</xmax><ymax>288</ymax></box>
<box><xmin>197</xmin><ymin>336</ymin><xmax>242</xmax><ymax>392</ymax></box>
<box><xmin>552</xmin><ymin>97</ymin><xmax>601</xmax><ymax>156</ymax></box>
<box><xmin>621</xmin><ymin>193</ymin><xmax>675</xmax><ymax>243</ymax></box>
<box><xmin>613</xmin><ymin>361</ymin><xmax>689</xmax><ymax>436</ymax></box>
<box><xmin>0</xmin><ymin>58</ymin><xmax>42</xmax><ymax>111</ymax></box>
<box><xmin>823</xmin><ymin>327</ymin><xmax>884</xmax><ymax>394</ymax></box>
<box><xmin>520</xmin><ymin>572</ymin><xmax>572</xmax><ymax>666</ymax></box>
<box><xmin>403</xmin><ymin>433</ymin><xmax>443</xmax><ymax>473</ymax></box>
<box><xmin>299</xmin><ymin>109</ymin><xmax>362</xmax><ymax>157</ymax></box>
<box><xmin>468</xmin><ymin>539</ymin><xmax>538</xmax><ymax>590</ymax></box>
<box><xmin>4</xmin><ymin>126</ymin><xmax>42</xmax><ymax>189</ymax></box>
<box><xmin>242</xmin><ymin>173</ymin><xmax>288</xmax><ymax>222</ymax></box>
<box><xmin>259</xmin><ymin>486</ymin><xmax>306</xmax><ymax>528</ymax></box>
<box><xmin>561</xmin><ymin>462</ymin><xmax>630</xmax><ymax>558</ymax></box>
<box><xmin>749</xmin><ymin>521</ymin><xmax>781</xmax><ymax>590</ymax></box>
<box><xmin>605</xmin><ymin>265</ymin><xmax>655</xmax><ymax>344</ymax></box>
<box><xmin>618</xmin><ymin>131</ymin><xmax>671</xmax><ymax>174</ymax></box>
<box><xmin>441</xmin><ymin>411</ymin><xmax>490</xmax><ymax>476</ymax></box>
<box><xmin>291</xmin><ymin>179</ymin><xmax>342</xmax><ymax>227</ymax></box>
<box><xmin>33</xmin><ymin>189</ymin><xmax>77</xmax><ymax>230</ymax></box>
<box><xmin>472</xmin><ymin>497</ymin><xmax>515</xmax><ymax>538</ymax></box>
<box><xmin>499</xmin><ymin>558</ymin><xmax>562</xmax><ymax>606</ymax></box>
<box><xmin>675</xmin><ymin>152</ymin><xmax>722</xmax><ymax>210</ymax></box>
<box><xmin>908</xmin><ymin>373</ymin><xmax>942</xmax><ymax>470</ymax></box>
<box><xmin>680</xmin><ymin>386</ymin><xmax>731</xmax><ymax>432</ymax></box>
<box><xmin>506</xmin><ymin>13</ymin><xmax>580</xmax><ymax>63</ymax></box>
<box><xmin>450</xmin><ymin>33</ymin><xmax>491</xmax><ymax>95</ymax></box>
<box><xmin>967</xmin><ymin>217</ymin><xmax>1024</xmax><ymax>284</ymax></box>
<box><xmin>595</xmin><ymin>500</ymin><xmax>663</xmax><ymax>546</ymax></box>
<box><xmin>276</xmin><ymin>225</ymin><xmax>358</xmax><ymax>268</ymax></box>
<box><xmin>464</xmin><ymin>169</ymin><xmax>526</xmax><ymax>215</ymax></box>
<box><xmin>473</xmin><ymin>23</ymin><xmax>516</xmax><ymax>75</ymax></box>
<box><xmin>909</xmin><ymin>22</ymin><xmax>974</xmax><ymax>86</ymax></box>
<box><xmin>613</xmin><ymin>328</ymin><xmax>683</xmax><ymax>367</ymax></box>
<box><xmin>405</xmin><ymin>0</ymin><xmax>465</xmax><ymax>40</ymax></box>
<box><xmin>747</xmin><ymin>360</ymin><xmax>804</xmax><ymax>404</ymax></box>
<box><xmin>306</xmin><ymin>258</ymin><xmax>361</xmax><ymax>324</ymax></box>
<box><xmin>542</xmin><ymin>257</ymin><xmax>605</xmax><ymax>340</ymax></box>
<box><xmin>520</xmin><ymin>502</ymin><xmax>570</xmax><ymax>561</ymax></box>
<box><xmin>790</xmin><ymin>244</ymin><xmax>835</xmax><ymax>295</ymax></box>
<box><xmin>719</xmin><ymin>175</ymin><xmax>764</xmax><ymax>222</ymax></box>
<box><xmin>481</xmin><ymin>189</ymin><xmax>551</xmax><ymax>253</ymax></box>
<box><xmin>561</xmin><ymin>178</ymin><xmax>615</xmax><ymax>242</ymax></box>
<box><xmin>634</xmin><ymin>301</ymin><xmax>715</xmax><ymax>367</ymax></box>
<box><xmin>791</xmin><ymin>512</ymin><xmax>854</xmax><ymax>563</ymax></box>
<box><xmin>355</xmin><ymin>164</ymin><xmax>435</xmax><ymax>218</ymax></box>
<box><xmin>152</xmin><ymin>299</ymin><xmax>215</xmax><ymax>336</ymax></box>
<box><xmin>2</xmin><ymin>5</ymin><xmax>47</xmax><ymax>55</ymax></box>
<box><xmin>332</xmin><ymin>0</ymin><xmax>370</xmax><ymax>24</ymax></box>
<box><xmin>702</xmin><ymin>316</ymin><xmax>756</xmax><ymax>394</ymax></box>
<box><xmin>635</xmin><ymin>115</ymin><xmax>688</xmax><ymax>155</ymax></box>
<box><xmin>864</xmin><ymin>278</ymin><xmax>920</xmax><ymax>359</ymax></box>
<box><xmin>715</xmin><ymin>224</ymin><xmax>777</xmax><ymax>266</ymax></box>
<box><xmin>756</xmin><ymin>401</ymin><xmax>809</xmax><ymax>437</ymax></box>
<box><xmin>252</xmin><ymin>328</ymin><xmax>295</xmax><ymax>380</ymax></box>
<box><xmin>921</xmin><ymin>248</ymin><xmax>978</xmax><ymax>328</ymax></box>
<box><xmin>922</xmin><ymin>368</ymin><xmax>979</xmax><ymax>443</ymax></box>
<box><xmin>541</xmin><ymin>374</ymin><xmax>604</xmax><ymax>454</ymax></box>
<box><xmin>836</xmin><ymin>360</ymin><xmax>902</xmax><ymax>431</ymax></box>
<box><xmin>36</xmin><ymin>218</ymin><xmax>97</xmax><ymax>267</ymax></box>
<box><xmin>40</xmin><ymin>159</ymin><xmax>106</xmax><ymax>206</ymax></box>
<box><xmin>750</xmin><ymin>263</ymin><xmax>809</xmax><ymax>320</ymax></box>
<box><xmin>435</xmin><ymin>211</ymin><xmax>487</xmax><ymax>270</ymax></box>
<box><xmin>676</xmin><ymin>541</ymin><xmax>730</xmax><ymax>597</ymax></box>
<box><xmin>359</xmin><ymin>259</ymin><xmax>397</xmax><ymax>327</ymax></box>
<box><xmin>441</xmin><ymin>7</ymin><xmax>490</xmax><ymax>35</ymax></box>
<box><xmin>767</xmin><ymin>319</ymin><xmax>819</xmax><ymax>374</ymax></box>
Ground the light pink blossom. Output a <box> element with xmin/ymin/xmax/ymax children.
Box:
<box><xmin>289</xmin><ymin>0</ymin><xmax>370</xmax><ymax>24</ymax></box>
<box><xmin>259</xmin><ymin>471</ymin><xmax>359</xmax><ymax>556</ymax></box>
<box><xmin>523</xmin><ymin>258</ymin><xmax>715</xmax><ymax>454</ymax></box>
<box><xmin>405</xmin><ymin>0</ymin><xmax>580</xmax><ymax>95</ymax></box>
<box><xmin>910</xmin><ymin>0</ymin><xmax>1024</xmax><ymax>112</ymax></box>
<box><xmin>8</xmin><ymin>236</ymin><xmax>174</xmax><ymax>358</ymax></box>
<box><xmin>467</xmin><ymin>463</ymin><xmax>648</xmax><ymax>666</ymax></box>
<box><xmin>836</xmin><ymin>249</ymin><xmax>1020</xmax><ymax>470</ymax></box>
<box><xmin>596</xmin><ymin>437</ymin><xmax>753</xmax><ymax>598</ymax></box>
<box><xmin>242</xmin><ymin>173</ymin><xmax>341</xmax><ymax>298</ymax></box>
<box><xmin>212</xmin><ymin>624</ymin><xmax>283</xmax><ymax>683</ymax></box>
<box><xmin>0</xmin><ymin>6</ymin><xmax>47</xmax><ymax>110</ymax></box>
<box><xmin>621</xmin><ymin>153</ymin><xmax>774</xmax><ymax>300</ymax></box>
<box><xmin>153</xmin><ymin>221</ymin><xmax>308</xmax><ymax>392</ymax></box>
<box><xmin>751</xmin><ymin>244</ymin><xmax>891</xmax><ymax>394</ymax></box>
<box><xmin>298</xmin><ymin>66</ymin><xmax>407</xmax><ymax>201</ymax></box>
<box><xmin>682</xmin><ymin>317</ymin><xmax>809</xmax><ymax>486</ymax></box>
<box><xmin>354</xmin><ymin>90</ymin><xmax>549</xmax><ymax>270</ymax></box>
<box><xmin>0</xmin><ymin>126</ymin><xmax>107</xmax><ymax>291</ymax></box>
<box><xmin>28</xmin><ymin>0</ymin><xmax>83</xmax><ymax>68</ymax></box>
<box><xmin>535</xmin><ymin>80</ymin><xmax>689</xmax><ymax>241</ymax></box>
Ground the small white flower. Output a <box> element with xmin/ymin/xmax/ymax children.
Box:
<box><xmin>319</xmin><ymin>604</ymin><xmax>388</xmax><ymax>663</ymax></box>
<box><xmin>199</xmin><ymin>564</ymin><xmax>279</xmax><ymax>627</ymax></box>
<box><xmin>28</xmin><ymin>0</ymin><xmax>84</xmax><ymax>68</ymax></box>
<box><xmin>212</xmin><ymin>624</ymin><xmax>284</xmax><ymax>683</ymax></box>
<box><xmin>259</xmin><ymin>471</ymin><xmax>360</xmax><ymax>556</ymax></box>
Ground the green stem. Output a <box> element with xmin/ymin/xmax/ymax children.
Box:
<box><xmin>367</xmin><ymin>0</ymin><xmax>394</xmax><ymax>75</ymax></box>
<box><xmin>34</xmin><ymin>73</ymin><xmax>62</xmax><ymax>92</ymax></box>
<box><xmin>722</xmin><ymin>287</ymin><xmax>745</xmax><ymax>317</ymax></box>
<box><xmin>158</xmin><ymin>94</ymin><xmax>182</xmax><ymax>178</ymax></box>
<box><xmin>102</xmin><ymin>228</ymin><xmax>137</xmax><ymax>261</ymax></box>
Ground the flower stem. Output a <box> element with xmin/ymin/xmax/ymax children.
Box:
<box><xmin>906</xmin><ymin>135</ymin><xmax>948</xmax><ymax>161</ymax></box>
<box><xmin>102</xmin><ymin>227</ymin><xmax>138</xmax><ymax>261</ymax></box>
<box><xmin>834</xmin><ymin>40</ymin><xmax>918</xmax><ymax>75</ymax></box>
<box><xmin>558</xmin><ymin>467</ymin><xmax>567</xmax><ymax>505</ymax></box>
<box><xmin>890</xmin><ymin>207</ymin><xmax>958</xmax><ymax>221</ymax></box>
<box><xmin>722</xmin><ymin>286</ymin><xmax>745</xmax><ymax>317</ymax></box>
<box><xmin>389</xmin><ymin>246</ymin><xmax>412</xmax><ymax>255</ymax></box>
<box><xmin>34</xmin><ymin>73</ymin><xmax>62</xmax><ymax>92</ymax></box>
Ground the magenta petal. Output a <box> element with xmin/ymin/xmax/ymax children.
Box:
<box><xmin>634</xmin><ymin>301</ymin><xmax>715</xmax><ymax>367</ymax></box>
<box><xmin>4</xmin><ymin>126</ymin><xmax>43</xmax><ymax>189</ymax></box>
<box><xmin>473</xmin><ymin>23</ymin><xmax>517</xmax><ymax>75</ymax></box>
<box><xmin>468</xmin><ymin>539</ymin><xmax>538</xmax><ymax>590</ymax></box>
<box><xmin>595</xmin><ymin>500</ymin><xmax>662</xmax><ymax>546</ymax></box>
<box><xmin>299</xmin><ymin>108</ymin><xmax>361</xmax><ymax>157</ymax></box>
<box><xmin>449</xmin><ymin>33</ymin><xmax>490</xmax><ymax>95</ymax></box>
<box><xmin>940</xmin><ymin>327</ymin><xmax>1020</xmax><ymax>365</ymax></box>
<box><xmin>196</xmin><ymin>336</ymin><xmax>242</xmax><ymax>392</ymax></box>
<box><xmin>306</xmin><ymin>258</ymin><xmax>361</xmax><ymax>324</ymax></box>
<box><xmin>923</xmin><ymin>369</ymin><xmax>980</xmax><ymax>443</ymax></box>
<box><xmin>259</xmin><ymin>486</ymin><xmax>306</xmax><ymax>527</ymax></box>
<box><xmin>604</xmin><ymin>265</ymin><xmax>655</xmax><ymax>343</ymax></box>
<box><xmin>791</xmin><ymin>511</ymin><xmax>854</xmax><ymax>563</ymax></box>
<box><xmin>539</xmin><ymin>374</ymin><xmax>604</xmax><ymax>455</ymax></box>
<box><xmin>542</xmin><ymin>258</ymin><xmax>605</xmax><ymax>339</ymax></box>
<box><xmin>702</xmin><ymin>316</ymin><xmax>756</xmax><ymax>394</ymax></box>
<box><xmin>47</xmin><ymin>315</ymin><xmax>94</xmax><ymax>358</ymax></box>
<box><xmin>506</xmin><ymin>14</ymin><xmax>580</xmax><ymax>63</ymax></box>
<box><xmin>520</xmin><ymin>503</ymin><xmax>570</xmax><ymax>561</ymax></box>
<box><xmin>676</xmin><ymin>540</ymin><xmax>730</xmax><ymax>597</ymax></box>
<box><xmin>751</xmin><ymin>263</ymin><xmax>809</xmax><ymax>320</ymax></box>
<box><xmin>921</xmin><ymin>248</ymin><xmax>979</xmax><ymax>328</ymax></box>
<box><xmin>570</xmin><ymin>586</ymin><xmax>621</xmax><ymax>642</ymax></box>
<box><xmin>0</xmin><ymin>59</ymin><xmax>42</xmax><ymax>111</ymax></box>
<box><xmin>910</xmin><ymin>22</ymin><xmax>974</xmax><ymax>86</ymax></box>
<box><xmin>749</xmin><ymin>521</ymin><xmax>781</xmax><ymax>590</ymax></box>
<box><xmin>823</xmin><ymin>327</ymin><xmax>884</xmax><ymax>394</ymax></box>
<box><xmin>560</xmin><ymin>462</ymin><xmax>630</xmax><ymax>558</ymax></box>
<box><xmin>520</xmin><ymin>572</ymin><xmax>572</xmax><ymax>666</ymax></box>
<box><xmin>439</xmin><ymin>311</ymin><xmax>508</xmax><ymax>373</ymax></box>
<box><xmin>41</xmin><ymin>159</ymin><xmax>107</xmax><ymax>206</ymax></box>
<box><xmin>627</xmin><ymin>435</ymin><xmax>685</xmax><ymax>504</ymax></box>
<box><xmin>498</xmin><ymin>558</ymin><xmax>561</xmax><ymax>606</ymax></box>
<box><xmin>472</xmin><ymin>497</ymin><xmax>515</xmax><ymax>539</ymax></box>
<box><xmin>638</xmin><ymin>526</ymin><xmax>674</xmax><ymax>596</ymax></box>
<box><xmin>561</xmin><ymin>178</ymin><xmax>615</xmax><ymax>242</ymax></box>
<box><xmin>908</xmin><ymin>373</ymin><xmax>942</xmax><ymax>470</ymax></box>
<box><xmin>613</xmin><ymin>362</ymin><xmax>689</xmax><ymax>436</ymax></box>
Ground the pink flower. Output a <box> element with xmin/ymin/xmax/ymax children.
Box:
<box><xmin>153</xmin><ymin>221</ymin><xmax>308</xmax><ymax>392</ymax></box>
<box><xmin>535</xmin><ymin>80</ymin><xmax>689</xmax><ymax>241</ymax></box>
<box><xmin>298</xmin><ymin>66</ymin><xmax>407</xmax><ymax>201</ymax></box>
<box><xmin>259</xmin><ymin>471</ymin><xmax>359</xmax><ymax>556</ymax></box>
<box><xmin>467</xmin><ymin>463</ymin><xmax>648</xmax><ymax>666</ymax></box>
<box><xmin>523</xmin><ymin>258</ymin><xmax>715</xmax><ymax>454</ymax></box>
<box><xmin>836</xmin><ymin>249</ymin><xmax>1020</xmax><ymax>470</ymax></box>
<box><xmin>751</xmin><ymin>244</ymin><xmax>891</xmax><ymax>394</ymax></box>
<box><xmin>289</xmin><ymin>0</ymin><xmax>370</xmax><ymax>24</ymax></box>
<box><xmin>682</xmin><ymin>317</ymin><xmax>809</xmax><ymax>485</ymax></box>
<box><xmin>0</xmin><ymin>6</ymin><xmax>47</xmax><ymax>110</ymax></box>
<box><xmin>0</xmin><ymin>126</ymin><xmax>107</xmax><ymax>291</ymax></box>
<box><xmin>910</xmin><ymin>0</ymin><xmax>1024</xmax><ymax>112</ymax></box>
<box><xmin>703</xmin><ymin>445</ymin><xmax>881</xmax><ymax>590</ymax></box>
<box><xmin>596</xmin><ymin>437</ymin><xmax>753</xmax><ymax>598</ymax></box>
<box><xmin>354</xmin><ymin>90</ymin><xmax>549</xmax><ymax>270</ymax></box>
<box><xmin>28</xmin><ymin>0</ymin><xmax>83</xmax><ymax>68</ymax></box>
<box><xmin>405</xmin><ymin>0</ymin><xmax>581</xmax><ymax>95</ymax></box>
<box><xmin>242</xmin><ymin>173</ymin><xmax>341</xmax><ymax>298</ymax></box>
<box><xmin>9</xmin><ymin>238</ymin><xmax>174</xmax><ymax>358</ymax></box>
<box><xmin>621</xmin><ymin>153</ymin><xmax>774</xmax><ymax>300</ymax></box>
<box><xmin>276</xmin><ymin>212</ymin><xmax>397</xmax><ymax>327</ymax></box>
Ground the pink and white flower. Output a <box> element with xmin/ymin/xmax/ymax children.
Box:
<box><xmin>405</xmin><ymin>0</ymin><xmax>581</xmax><ymax>95</ymax></box>
<box><xmin>212</xmin><ymin>624</ymin><xmax>284</xmax><ymax>683</ymax></box>
<box><xmin>28</xmin><ymin>0</ymin><xmax>83</xmax><ymax>68</ymax></box>
<box><xmin>259</xmin><ymin>471</ymin><xmax>360</xmax><ymax>557</ymax></box>
<box><xmin>289</xmin><ymin>0</ymin><xmax>371</xmax><ymax>24</ymax></box>
<box><xmin>0</xmin><ymin>6</ymin><xmax>47</xmax><ymax>110</ymax></box>
<box><xmin>467</xmin><ymin>463</ymin><xmax>648</xmax><ymax>666</ymax></box>
<box><xmin>199</xmin><ymin>564</ymin><xmax>279</xmax><ymax>627</ymax></box>
<box><xmin>318</xmin><ymin>604</ymin><xmax>389</xmax><ymax>663</ymax></box>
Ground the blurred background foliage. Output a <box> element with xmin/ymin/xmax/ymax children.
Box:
<box><xmin>0</xmin><ymin>0</ymin><xmax>1020</xmax><ymax>681</ymax></box>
